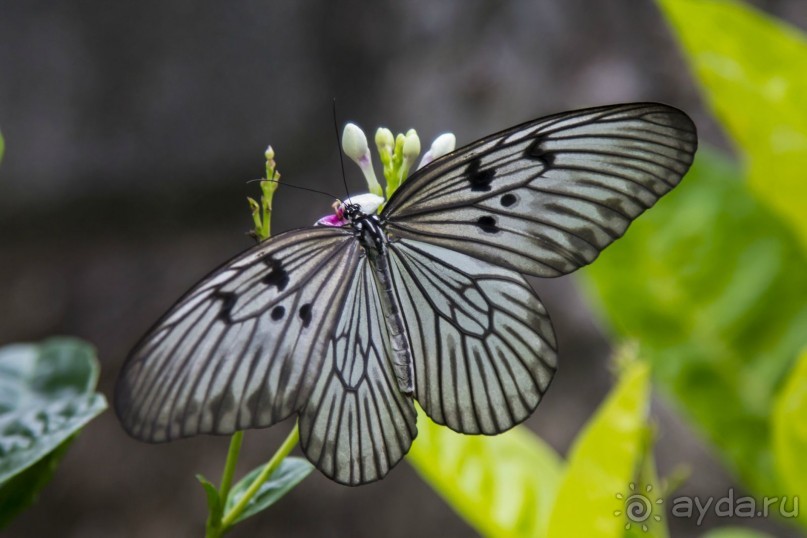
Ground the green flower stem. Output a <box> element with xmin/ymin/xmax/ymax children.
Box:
<box><xmin>219</xmin><ymin>424</ymin><xmax>300</xmax><ymax>531</ymax></box>
<box><xmin>259</xmin><ymin>178</ymin><xmax>276</xmax><ymax>240</ymax></box>
<box><xmin>218</xmin><ymin>431</ymin><xmax>244</xmax><ymax>502</ymax></box>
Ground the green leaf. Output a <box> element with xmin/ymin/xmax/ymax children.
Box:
<box><xmin>583</xmin><ymin>148</ymin><xmax>807</xmax><ymax>496</ymax></box>
<box><xmin>546</xmin><ymin>357</ymin><xmax>651</xmax><ymax>538</ymax></box>
<box><xmin>658</xmin><ymin>0</ymin><xmax>807</xmax><ymax>253</ymax></box>
<box><xmin>408</xmin><ymin>406</ymin><xmax>562</xmax><ymax>538</ymax></box>
<box><xmin>772</xmin><ymin>347</ymin><xmax>807</xmax><ymax>519</ymax></box>
<box><xmin>624</xmin><ymin>448</ymin><xmax>669</xmax><ymax>538</ymax></box>
<box><xmin>196</xmin><ymin>474</ymin><xmax>222</xmax><ymax>520</ymax></box>
<box><xmin>224</xmin><ymin>456</ymin><xmax>313</xmax><ymax>525</ymax></box>
<box><xmin>0</xmin><ymin>128</ymin><xmax>4</xmax><ymax>167</ymax></box>
<box><xmin>0</xmin><ymin>436</ymin><xmax>74</xmax><ymax>528</ymax></box>
<box><xmin>0</xmin><ymin>338</ymin><xmax>107</xmax><ymax>526</ymax></box>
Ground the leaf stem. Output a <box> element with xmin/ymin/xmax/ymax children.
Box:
<box><xmin>219</xmin><ymin>424</ymin><xmax>300</xmax><ymax>531</ymax></box>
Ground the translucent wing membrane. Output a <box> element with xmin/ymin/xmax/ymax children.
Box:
<box><xmin>390</xmin><ymin>239</ymin><xmax>558</xmax><ymax>434</ymax></box>
<box><xmin>116</xmin><ymin>102</ymin><xmax>698</xmax><ymax>487</ymax></box>
<box><xmin>299</xmin><ymin>263</ymin><xmax>418</xmax><ymax>485</ymax></box>
<box><xmin>383</xmin><ymin>103</ymin><xmax>697</xmax><ymax>277</ymax></box>
<box><xmin>115</xmin><ymin>227</ymin><xmax>359</xmax><ymax>442</ymax></box>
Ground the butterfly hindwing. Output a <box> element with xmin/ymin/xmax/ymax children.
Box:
<box><xmin>382</xmin><ymin>103</ymin><xmax>697</xmax><ymax>277</ymax></box>
<box><xmin>299</xmin><ymin>260</ymin><xmax>418</xmax><ymax>485</ymax></box>
<box><xmin>389</xmin><ymin>238</ymin><xmax>557</xmax><ymax>434</ymax></box>
<box><xmin>115</xmin><ymin>226</ymin><xmax>360</xmax><ymax>442</ymax></box>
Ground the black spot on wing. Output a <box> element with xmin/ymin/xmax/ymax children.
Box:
<box><xmin>476</xmin><ymin>215</ymin><xmax>498</xmax><ymax>234</ymax></box>
<box><xmin>271</xmin><ymin>305</ymin><xmax>286</xmax><ymax>321</ymax></box>
<box><xmin>261</xmin><ymin>256</ymin><xmax>290</xmax><ymax>291</ymax></box>
<box><xmin>465</xmin><ymin>159</ymin><xmax>496</xmax><ymax>192</ymax></box>
<box><xmin>525</xmin><ymin>136</ymin><xmax>555</xmax><ymax>168</ymax></box>
<box><xmin>298</xmin><ymin>303</ymin><xmax>313</xmax><ymax>328</ymax></box>
<box><xmin>216</xmin><ymin>292</ymin><xmax>237</xmax><ymax>322</ymax></box>
<box><xmin>500</xmin><ymin>193</ymin><xmax>517</xmax><ymax>207</ymax></box>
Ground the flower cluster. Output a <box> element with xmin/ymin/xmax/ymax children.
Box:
<box><xmin>316</xmin><ymin>123</ymin><xmax>456</xmax><ymax>226</ymax></box>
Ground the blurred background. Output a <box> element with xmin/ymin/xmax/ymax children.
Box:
<box><xmin>2</xmin><ymin>1</ymin><xmax>806</xmax><ymax>537</ymax></box>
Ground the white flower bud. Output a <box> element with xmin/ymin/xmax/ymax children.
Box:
<box><xmin>396</xmin><ymin>129</ymin><xmax>422</xmax><ymax>184</ymax></box>
<box><xmin>342</xmin><ymin>123</ymin><xmax>370</xmax><ymax>165</ymax></box>
<box><xmin>418</xmin><ymin>133</ymin><xmax>456</xmax><ymax>169</ymax></box>
<box><xmin>402</xmin><ymin>130</ymin><xmax>421</xmax><ymax>160</ymax></box>
<box><xmin>342</xmin><ymin>123</ymin><xmax>382</xmax><ymax>196</ymax></box>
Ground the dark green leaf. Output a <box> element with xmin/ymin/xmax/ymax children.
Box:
<box><xmin>0</xmin><ymin>436</ymin><xmax>74</xmax><ymax>528</ymax></box>
<box><xmin>224</xmin><ymin>457</ymin><xmax>313</xmax><ymax>525</ymax></box>
<box><xmin>0</xmin><ymin>338</ymin><xmax>107</xmax><ymax>485</ymax></box>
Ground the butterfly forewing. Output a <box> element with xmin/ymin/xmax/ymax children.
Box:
<box><xmin>382</xmin><ymin>103</ymin><xmax>697</xmax><ymax>277</ymax></box>
<box><xmin>115</xmin><ymin>226</ymin><xmax>360</xmax><ymax>442</ymax></box>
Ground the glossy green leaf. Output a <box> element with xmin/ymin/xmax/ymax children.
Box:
<box><xmin>0</xmin><ymin>338</ymin><xmax>107</xmax><ymax>526</ymax></box>
<box><xmin>583</xmin><ymin>149</ymin><xmax>807</xmax><ymax>496</ymax></box>
<box><xmin>408</xmin><ymin>406</ymin><xmax>562</xmax><ymax>538</ymax></box>
<box><xmin>224</xmin><ymin>456</ymin><xmax>313</xmax><ymax>525</ymax></box>
<box><xmin>658</xmin><ymin>0</ymin><xmax>807</xmax><ymax>253</ymax></box>
<box><xmin>546</xmin><ymin>357</ymin><xmax>651</xmax><ymax>537</ymax></box>
<box><xmin>772</xmin><ymin>347</ymin><xmax>807</xmax><ymax>516</ymax></box>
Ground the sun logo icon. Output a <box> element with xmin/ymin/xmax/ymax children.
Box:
<box><xmin>614</xmin><ymin>482</ymin><xmax>663</xmax><ymax>532</ymax></box>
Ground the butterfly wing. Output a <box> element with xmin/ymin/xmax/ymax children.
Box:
<box><xmin>388</xmin><ymin>238</ymin><xmax>557</xmax><ymax>434</ymax></box>
<box><xmin>299</xmin><ymin>261</ymin><xmax>418</xmax><ymax>485</ymax></box>
<box><xmin>382</xmin><ymin>103</ymin><xmax>697</xmax><ymax>277</ymax></box>
<box><xmin>115</xmin><ymin>226</ymin><xmax>360</xmax><ymax>442</ymax></box>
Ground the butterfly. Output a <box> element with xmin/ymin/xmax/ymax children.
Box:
<box><xmin>115</xmin><ymin>103</ymin><xmax>697</xmax><ymax>485</ymax></box>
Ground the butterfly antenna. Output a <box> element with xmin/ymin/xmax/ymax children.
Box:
<box><xmin>332</xmin><ymin>98</ymin><xmax>352</xmax><ymax>205</ymax></box>
<box><xmin>246</xmin><ymin>177</ymin><xmax>339</xmax><ymax>201</ymax></box>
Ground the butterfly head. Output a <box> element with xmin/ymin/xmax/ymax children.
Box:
<box><xmin>342</xmin><ymin>202</ymin><xmax>364</xmax><ymax>222</ymax></box>
<box><xmin>315</xmin><ymin>193</ymin><xmax>384</xmax><ymax>227</ymax></box>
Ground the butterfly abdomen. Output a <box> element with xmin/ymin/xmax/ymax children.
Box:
<box><xmin>355</xmin><ymin>214</ymin><xmax>415</xmax><ymax>394</ymax></box>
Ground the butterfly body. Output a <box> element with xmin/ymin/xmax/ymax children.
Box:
<box><xmin>116</xmin><ymin>103</ymin><xmax>697</xmax><ymax>485</ymax></box>
<box><xmin>349</xmin><ymin>205</ymin><xmax>416</xmax><ymax>393</ymax></box>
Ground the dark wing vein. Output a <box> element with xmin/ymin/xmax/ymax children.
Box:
<box><xmin>382</xmin><ymin>102</ymin><xmax>697</xmax><ymax>277</ymax></box>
